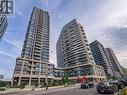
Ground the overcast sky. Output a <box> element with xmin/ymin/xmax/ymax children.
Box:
<box><xmin>0</xmin><ymin>0</ymin><xmax>127</xmax><ymax>80</ymax></box>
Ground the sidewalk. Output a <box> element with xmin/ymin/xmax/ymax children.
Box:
<box><xmin>0</xmin><ymin>84</ymin><xmax>80</xmax><ymax>94</ymax></box>
<box><xmin>34</xmin><ymin>84</ymin><xmax>80</xmax><ymax>95</ymax></box>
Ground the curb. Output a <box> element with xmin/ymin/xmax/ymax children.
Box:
<box><xmin>0</xmin><ymin>85</ymin><xmax>75</xmax><ymax>94</ymax></box>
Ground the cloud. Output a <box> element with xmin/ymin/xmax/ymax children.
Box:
<box><xmin>16</xmin><ymin>11</ymin><xmax>23</xmax><ymax>16</ymax></box>
<box><xmin>49</xmin><ymin>51</ymin><xmax>57</xmax><ymax>66</ymax></box>
<box><xmin>4</xmin><ymin>39</ymin><xmax>23</xmax><ymax>51</ymax></box>
<box><xmin>0</xmin><ymin>51</ymin><xmax>16</xmax><ymax>58</ymax></box>
<box><xmin>115</xmin><ymin>49</ymin><xmax>127</xmax><ymax>68</ymax></box>
<box><xmin>102</xmin><ymin>25</ymin><xmax>127</xmax><ymax>68</ymax></box>
<box><xmin>48</xmin><ymin>0</ymin><xmax>127</xmax><ymax>66</ymax></box>
<box><xmin>0</xmin><ymin>69</ymin><xmax>9</xmax><ymax>80</ymax></box>
<box><xmin>41</xmin><ymin>0</ymin><xmax>62</xmax><ymax>11</ymax></box>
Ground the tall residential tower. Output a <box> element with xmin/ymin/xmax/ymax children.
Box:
<box><xmin>57</xmin><ymin>19</ymin><xmax>94</xmax><ymax>68</ymax></box>
<box><xmin>105</xmin><ymin>48</ymin><xmax>124</xmax><ymax>78</ymax></box>
<box><xmin>90</xmin><ymin>40</ymin><xmax>114</xmax><ymax>77</ymax></box>
<box><xmin>12</xmin><ymin>7</ymin><xmax>54</xmax><ymax>86</ymax></box>
<box><xmin>56</xmin><ymin>19</ymin><xmax>106</xmax><ymax>82</ymax></box>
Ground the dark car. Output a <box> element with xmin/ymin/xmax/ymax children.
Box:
<box><xmin>81</xmin><ymin>82</ymin><xmax>94</xmax><ymax>89</ymax></box>
<box><xmin>110</xmin><ymin>80</ymin><xmax>125</xmax><ymax>89</ymax></box>
<box><xmin>119</xmin><ymin>80</ymin><xmax>127</xmax><ymax>87</ymax></box>
<box><xmin>88</xmin><ymin>82</ymin><xmax>94</xmax><ymax>88</ymax></box>
<box><xmin>81</xmin><ymin>83</ymin><xmax>89</xmax><ymax>89</ymax></box>
<box><xmin>96</xmin><ymin>81</ymin><xmax>118</xmax><ymax>94</ymax></box>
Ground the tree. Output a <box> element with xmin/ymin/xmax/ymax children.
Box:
<box><xmin>0</xmin><ymin>81</ymin><xmax>7</xmax><ymax>87</ymax></box>
<box><xmin>61</xmin><ymin>75</ymin><xmax>69</xmax><ymax>85</ymax></box>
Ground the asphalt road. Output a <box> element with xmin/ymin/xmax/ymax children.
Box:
<box><xmin>0</xmin><ymin>86</ymin><xmax>113</xmax><ymax>95</ymax></box>
<box><xmin>37</xmin><ymin>87</ymin><xmax>112</xmax><ymax>95</ymax></box>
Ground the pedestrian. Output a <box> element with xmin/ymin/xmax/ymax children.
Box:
<box><xmin>44</xmin><ymin>82</ymin><xmax>48</xmax><ymax>91</ymax></box>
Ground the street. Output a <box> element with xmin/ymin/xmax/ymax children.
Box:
<box><xmin>0</xmin><ymin>86</ymin><xmax>112</xmax><ymax>95</ymax></box>
<box><xmin>37</xmin><ymin>87</ymin><xmax>112</xmax><ymax>95</ymax></box>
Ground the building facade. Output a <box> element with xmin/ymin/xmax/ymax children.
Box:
<box><xmin>90</xmin><ymin>40</ymin><xmax>114</xmax><ymax>77</ymax></box>
<box><xmin>12</xmin><ymin>7</ymin><xmax>54</xmax><ymax>86</ymax></box>
<box><xmin>105</xmin><ymin>48</ymin><xmax>124</xmax><ymax>78</ymax></box>
<box><xmin>121</xmin><ymin>66</ymin><xmax>127</xmax><ymax>79</ymax></box>
<box><xmin>56</xmin><ymin>19</ymin><xmax>106</xmax><ymax>82</ymax></box>
<box><xmin>54</xmin><ymin>64</ymin><xmax>106</xmax><ymax>83</ymax></box>
<box><xmin>12</xmin><ymin>9</ymin><xmax>106</xmax><ymax>86</ymax></box>
<box><xmin>57</xmin><ymin>19</ymin><xmax>94</xmax><ymax>68</ymax></box>
<box><xmin>0</xmin><ymin>14</ymin><xmax>7</xmax><ymax>41</ymax></box>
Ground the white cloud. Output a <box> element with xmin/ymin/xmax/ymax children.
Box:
<box><xmin>0</xmin><ymin>68</ymin><xmax>13</xmax><ymax>80</ymax></box>
<box><xmin>115</xmin><ymin>49</ymin><xmax>127</xmax><ymax>68</ymax></box>
<box><xmin>48</xmin><ymin>0</ymin><xmax>127</xmax><ymax>66</ymax></box>
<box><xmin>0</xmin><ymin>51</ymin><xmax>16</xmax><ymax>58</ymax></box>
<box><xmin>49</xmin><ymin>51</ymin><xmax>57</xmax><ymax>66</ymax></box>
<box><xmin>4</xmin><ymin>39</ymin><xmax>23</xmax><ymax>51</ymax></box>
<box><xmin>41</xmin><ymin>0</ymin><xmax>62</xmax><ymax>12</ymax></box>
<box><xmin>16</xmin><ymin>11</ymin><xmax>23</xmax><ymax>16</ymax></box>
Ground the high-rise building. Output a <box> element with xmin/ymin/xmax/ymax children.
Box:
<box><xmin>121</xmin><ymin>66</ymin><xmax>127</xmax><ymax>79</ymax></box>
<box><xmin>90</xmin><ymin>40</ymin><xmax>114</xmax><ymax>76</ymax></box>
<box><xmin>12</xmin><ymin>7</ymin><xmax>54</xmax><ymax>86</ymax></box>
<box><xmin>56</xmin><ymin>19</ymin><xmax>106</xmax><ymax>82</ymax></box>
<box><xmin>0</xmin><ymin>14</ymin><xmax>7</xmax><ymax>41</ymax></box>
<box><xmin>57</xmin><ymin>19</ymin><xmax>94</xmax><ymax>68</ymax></box>
<box><xmin>105</xmin><ymin>48</ymin><xmax>124</xmax><ymax>78</ymax></box>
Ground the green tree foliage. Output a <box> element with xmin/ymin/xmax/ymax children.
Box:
<box><xmin>61</xmin><ymin>75</ymin><xmax>69</xmax><ymax>85</ymax></box>
<box><xmin>0</xmin><ymin>81</ymin><xmax>7</xmax><ymax>87</ymax></box>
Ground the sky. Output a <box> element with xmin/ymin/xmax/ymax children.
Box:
<box><xmin>0</xmin><ymin>0</ymin><xmax>127</xmax><ymax>80</ymax></box>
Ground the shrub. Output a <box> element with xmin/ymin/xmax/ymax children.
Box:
<box><xmin>20</xmin><ymin>82</ymin><xmax>26</xmax><ymax>89</ymax></box>
<box><xmin>34</xmin><ymin>83</ymin><xmax>39</xmax><ymax>87</ymax></box>
<box><xmin>0</xmin><ymin>87</ymin><xmax>6</xmax><ymax>91</ymax></box>
<box><xmin>0</xmin><ymin>81</ymin><xmax>6</xmax><ymax>87</ymax></box>
<box><xmin>61</xmin><ymin>75</ymin><xmax>69</xmax><ymax>85</ymax></box>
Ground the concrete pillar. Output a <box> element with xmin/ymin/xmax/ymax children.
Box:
<box><xmin>29</xmin><ymin>78</ymin><xmax>31</xmax><ymax>86</ymax></box>
<box><xmin>38</xmin><ymin>78</ymin><xmax>40</xmax><ymax>86</ymax></box>
<box><xmin>18</xmin><ymin>59</ymin><xmax>25</xmax><ymax>86</ymax></box>
<box><xmin>29</xmin><ymin>61</ymin><xmax>33</xmax><ymax>86</ymax></box>
<box><xmin>51</xmin><ymin>78</ymin><xmax>54</xmax><ymax>83</ymax></box>
<box><xmin>18</xmin><ymin>77</ymin><xmax>21</xmax><ymax>86</ymax></box>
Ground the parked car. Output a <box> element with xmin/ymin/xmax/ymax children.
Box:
<box><xmin>81</xmin><ymin>83</ymin><xmax>89</xmax><ymax>89</ymax></box>
<box><xmin>109</xmin><ymin>80</ymin><xmax>125</xmax><ymax>89</ymax></box>
<box><xmin>96</xmin><ymin>81</ymin><xmax>118</xmax><ymax>94</ymax></box>
<box><xmin>119</xmin><ymin>80</ymin><xmax>127</xmax><ymax>86</ymax></box>
<box><xmin>88</xmin><ymin>82</ymin><xmax>94</xmax><ymax>88</ymax></box>
<box><xmin>81</xmin><ymin>82</ymin><xmax>94</xmax><ymax>89</ymax></box>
